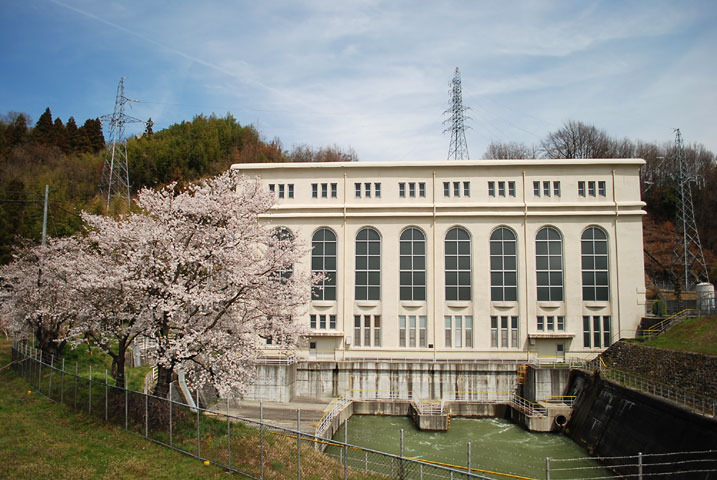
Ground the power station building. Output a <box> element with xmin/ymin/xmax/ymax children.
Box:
<box><xmin>232</xmin><ymin>159</ymin><xmax>647</xmax><ymax>365</ymax></box>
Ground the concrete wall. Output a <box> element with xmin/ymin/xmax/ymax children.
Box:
<box><xmin>565</xmin><ymin>370</ymin><xmax>717</xmax><ymax>478</ymax></box>
<box><xmin>244</xmin><ymin>364</ymin><xmax>297</xmax><ymax>402</ymax></box>
<box><xmin>522</xmin><ymin>366</ymin><xmax>571</xmax><ymax>402</ymax></box>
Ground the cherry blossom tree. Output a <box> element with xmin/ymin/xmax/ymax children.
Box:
<box><xmin>83</xmin><ymin>171</ymin><xmax>311</xmax><ymax>398</ymax></box>
<box><xmin>0</xmin><ymin>237</ymin><xmax>86</xmax><ymax>357</ymax></box>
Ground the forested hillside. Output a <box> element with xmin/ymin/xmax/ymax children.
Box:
<box><xmin>0</xmin><ymin>108</ymin><xmax>356</xmax><ymax>264</ymax></box>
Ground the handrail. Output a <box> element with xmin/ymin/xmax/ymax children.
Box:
<box><xmin>644</xmin><ymin>308</ymin><xmax>699</xmax><ymax>335</ymax></box>
<box><xmin>509</xmin><ymin>393</ymin><xmax>547</xmax><ymax>416</ymax></box>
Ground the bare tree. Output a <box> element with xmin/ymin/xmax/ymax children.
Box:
<box><xmin>541</xmin><ymin>120</ymin><xmax>615</xmax><ymax>159</ymax></box>
<box><xmin>483</xmin><ymin>141</ymin><xmax>539</xmax><ymax>159</ymax></box>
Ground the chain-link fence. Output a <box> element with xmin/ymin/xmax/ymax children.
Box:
<box><xmin>11</xmin><ymin>340</ymin><xmax>502</xmax><ymax>480</ymax></box>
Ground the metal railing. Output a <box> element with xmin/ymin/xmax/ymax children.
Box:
<box><xmin>509</xmin><ymin>394</ymin><xmax>547</xmax><ymax>417</ymax></box>
<box><xmin>601</xmin><ymin>367</ymin><xmax>717</xmax><ymax>419</ymax></box>
<box><xmin>640</xmin><ymin>308</ymin><xmax>699</xmax><ymax>338</ymax></box>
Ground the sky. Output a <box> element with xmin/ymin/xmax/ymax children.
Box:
<box><xmin>1</xmin><ymin>0</ymin><xmax>716</xmax><ymax>162</ymax></box>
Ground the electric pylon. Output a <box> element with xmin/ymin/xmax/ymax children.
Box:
<box><xmin>100</xmin><ymin>77</ymin><xmax>144</xmax><ymax>208</ymax></box>
<box><xmin>443</xmin><ymin>67</ymin><xmax>471</xmax><ymax>160</ymax></box>
<box><xmin>671</xmin><ymin>128</ymin><xmax>709</xmax><ymax>290</ymax></box>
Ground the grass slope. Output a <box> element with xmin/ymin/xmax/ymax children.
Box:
<box><xmin>0</xmin><ymin>340</ymin><xmax>235</xmax><ymax>480</ymax></box>
<box><xmin>641</xmin><ymin>315</ymin><xmax>717</xmax><ymax>355</ymax></box>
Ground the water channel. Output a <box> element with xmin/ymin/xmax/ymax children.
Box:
<box><xmin>329</xmin><ymin>415</ymin><xmax>614</xmax><ymax>479</ymax></box>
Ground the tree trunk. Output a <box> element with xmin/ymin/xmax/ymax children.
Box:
<box><xmin>153</xmin><ymin>364</ymin><xmax>173</xmax><ymax>399</ymax></box>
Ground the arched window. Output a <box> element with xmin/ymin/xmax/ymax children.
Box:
<box><xmin>445</xmin><ymin>227</ymin><xmax>471</xmax><ymax>301</ymax></box>
<box><xmin>581</xmin><ymin>226</ymin><xmax>609</xmax><ymax>301</ymax></box>
<box><xmin>355</xmin><ymin>227</ymin><xmax>381</xmax><ymax>301</ymax></box>
<box><xmin>400</xmin><ymin>228</ymin><xmax>426</xmax><ymax>301</ymax></box>
<box><xmin>536</xmin><ymin>227</ymin><xmax>563</xmax><ymax>301</ymax></box>
<box><xmin>312</xmin><ymin>228</ymin><xmax>337</xmax><ymax>301</ymax></box>
<box><xmin>490</xmin><ymin>227</ymin><xmax>517</xmax><ymax>302</ymax></box>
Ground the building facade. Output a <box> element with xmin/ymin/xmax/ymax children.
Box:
<box><xmin>232</xmin><ymin>159</ymin><xmax>647</xmax><ymax>364</ymax></box>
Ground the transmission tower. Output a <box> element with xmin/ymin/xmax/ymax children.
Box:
<box><xmin>443</xmin><ymin>67</ymin><xmax>470</xmax><ymax>160</ymax></box>
<box><xmin>671</xmin><ymin>128</ymin><xmax>709</xmax><ymax>290</ymax></box>
<box><xmin>100</xmin><ymin>77</ymin><xmax>145</xmax><ymax>208</ymax></box>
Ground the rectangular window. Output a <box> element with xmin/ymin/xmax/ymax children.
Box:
<box><xmin>454</xmin><ymin>316</ymin><xmax>463</xmax><ymax>348</ymax></box>
<box><xmin>443</xmin><ymin>182</ymin><xmax>450</xmax><ymax>197</ymax></box>
<box><xmin>419</xmin><ymin>182</ymin><xmax>426</xmax><ymax>198</ymax></box>
<box><xmin>557</xmin><ymin>315</ymin><xmax>565</xmax><ymax>331</ymax></box>
<box><xmin>312</xmin><ymin>183</ymin><xmax>318</xmax><ymax>198</ymax></box>
<box><xmin>534</xmin><ymin>181</ymin><xmax>541</xmax><ymax>197</ymax></box>
<box><xmin>491</xmin><ymin>316</ymin><xmax>498</xmax><ymax>348</ymax></box>
<box><xmin>399</xmin><ymin>182</ymin><xmax>406</xmax><ymax>198</ymax></box>
<box><xmin>543</xmin><ymin>181</ymin><xmax>550</xmax><ymax>197</ymax></box>
<box><xmin>321</xmin><ymin>183</ymin><xmax>328</xmax><ymax>198</ymax></box>
<box><xmin>583</xmin><ymin>316</ymin><xmax>591</xmax><ymax>347</ymax></box>
<box><xmin>603</xmin><ymin>315</ymin><xmax>611</xmax><ymax>347</ymax></box>
<box><xmin>310</xmin><ymin>314</ymin><xmax>317</xmax><ymax>329</ymax></box>
<box><xmin>374</xmin><ymin>315</ymin><xmax>381</xmax><ymax>347</ymax></box>
<box><xmin>537</xmin><ymin>315</ymin><xmax>544</xmax><ymax>331</ymax></box>
<box><xmin>598</xmin><ymin>181</ymin><xmax>606</xmax><ymax>197</ymax></box>
<box><xmin>445</xmin><ymin>316</ymin><xmax>452</xmax><ymax>348</ymax></box>
<box><xmin>588</xmin><ymin>181</ymin><xmax>596</xmax><ymax>197</ymax></box>
<box><xmin>547</xmin><ymin>316</ymin><xmax>555</xmax><ymax>331</ymax></box>
<box><xmin>409</xmin><ymin>182</ymin><xmax>416</xmax><ymax>198</ymax></box>
<box><xmin>501</xmin><ymin>316</ymin><xmax>508</xmax><ymax>347</ymax></box>
<box><xmin>488</xmin><ymin>181</ymin><xmax>495</xmax><ymax>197</ymax></box>
<box><xmin>354</xmin><ymin>315</ymin><xmax>361</xmax><ymax>347</ymax></box>
<box><xmin>463</xmin><ymin>181</ymin><xmax>470</xmax><ymax>197</ymax></box>
<box><xmin>364</xmin><ymin>315</ymin><xmax>371</xmax><ymax>346</ymax></box>
<box><xmin>399</xmin><ymin>315</ymin><xmax>406</xmax><ymax>347</ymax></box>
<box><xmin>278</xmin><ymin>184</ymin><xmax>285</xmax><ymax>199</ymax></box>
<box><xmin>578</xmin><ymin>181</ymin><xmax>585</xmax><ymax>197</ymax></box>
<box><xmin>331</xmin><ymin>183</ymin><xmax>338</xmax><ymax>198</ymax></box>
<box><xmin>453</xmin><ymin>182</ymin><xmax>460</xmax><ymax>197</ymax></box>
<box><xmin>508</xmin><ymin>181</ymin><xmax>516</xmax><ymax>197</ymax></box>
<box><xmin>288</xmin><ymin>184</ymin><xmax>294</xmax><ymax>199</ymax></box>
<box><xmin>465</xmin><ymin>316</ymin><xmax>473</xmax><ymax>348</ymax></box>
<box><xmin>409</xmin><ymin>315</ymin><xmax>417</xmax><ymax>347</ymax></box>
<box><xmin>553</xmin><ymin>181</ymin><xmax>560</xmax><ymax>197</ymax></box>
<box><xmin>365</xmin><ymin>182</ymin><xmax>372</xmax><ymax>198</ymax></box>
<box><xmin>375</xmin><ymin>183</ymin><xmax>381</xmax><ymax>198</ymax></box>
<box><xmin>355</xmin><ymin>183</ymin><xmax>361</xmax><ymax>198</ymax></box>
<box><xmin>330</xmin><ymin>315</ymin><xmax>336</xmax><ymax>329</ymax></box>
<box><xmin>319</xmin><ymin>314</ymin><xmax>326</xmax><ymax>329</ymax></box>
<box><xmin>593</xmin><ymin>315</ymin><xmax>601</xmax><ymax>347</ymax></box>
<box><xmin>511</xmin><ymin>316</ymin><xmax>519</xmax><ymax>348</ymax></box>
<box><xmin>498</xmin><ymin>181</ymin><xmax>506</xmax><ymax>197</ymax></box>
<box><xmin>419</xmin><ymin>315</ymin><xmax>427</xmax><ymax>348</ymax></box>
<box><xmin>269</xmin><ymin>184</ymin><xmax>275</xmax><ymax>193</ymax></box>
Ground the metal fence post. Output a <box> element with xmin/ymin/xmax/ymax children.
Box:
<box><xmin>37</xmin><ymin>349</ymin><xmax>42</xmax><ymax>392</ymax></box>
<box><xmin>49</xmin><ymin>354</ymin><xmax>54</xmax><ymax>399</ymax></box>
<box><xmin>467</xmin><ymin>442</ymin><xmax>472</xmax><ymax>478</ymax></box>
<box><xmin>260</xmin><ymin>401</ymin><xmax>264</xmax><ymax>480</ymax></box>
<box><xmin>546</xmin><ymin>457</ymin><xmax>550</xmax><ymax>480</ymax></box>
<box><xmin>145</xmin><ymin>389</ymin><xmax>149</xmax><ymax>438</ymax></box>
<box><xmin>60</xmin><ymin>358</ymin><xmax>65</xmax><ymax>405</ymax></box>
<box><xmin>196</xmin><ymin>389</ymin><xmax>201</xmax><ymax>458</ymax></box>
<box><xmin>125</xmin><ymin>382</ymin><xmax>128</xmax><ymax>430</ymax></box>
<box><xmin>638</xmin><ymin>452</ymin><xmax>643</xmax><ymax>480</ymax></box>
<box><xmin>344</xmin><ymin>417</ymin><xmax>348</xmax><ymax>480</ymax></box>
<box><xmin>297</xmin><ymin>409</ymin><xmax>301</xmax><ymax>480</ymax></box>
<box><xmin>89</xmin><ymin>365</ymin><xmax>92</xmax><ymax>414</ymax></box>
<box><xmin>400</xmin><ymin>429</ymin><xmax>405</xmax><ymax>480</ymax></box>
<box><xmin>105</xmin><ymin>370</ymin><xmax>108</xmax><ymax>422</ymax></box>
<box><xmin>227</xmin><ymin>398</ymin><xmax>231</xmax><ymax>471</ymax></box>
<box><xmin>169</xmin><ymin>388</ymin><xmax>173</xmax><ymax>447</ymax></box>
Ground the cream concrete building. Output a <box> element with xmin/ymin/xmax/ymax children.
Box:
<box><xmin>232</xmin><ymin>159</ymin><xmax>647</xmax><ymax>364</ymax></box>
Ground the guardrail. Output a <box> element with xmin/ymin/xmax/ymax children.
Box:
<box><xmin>509</xmin><ymin>393</ymin><xmax>547</xmax><ymax>417</ymax></box>
<box><xmin>640</xmin><ymin>308</ymin><xmax>699</xmax><ymax>338</ymax></box>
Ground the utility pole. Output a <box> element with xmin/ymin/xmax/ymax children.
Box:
<box><xmin>443</xmin><ymin>67</ymin><xmax>471</xmax><ymax>160</ymax></box>
<box><xmin>99</xmin><ymin>78</ymin><xmax>146</xmax><ymax>209</ymax></box>
<box><xmin>671</xmin><ymin>128</ymin><xmax>709</xmax><ymax>290</ymax></box>
<box><xmin>41</xmin><ymin>184</ymin><xmax>49</xmax><ymax>247</ymax></box>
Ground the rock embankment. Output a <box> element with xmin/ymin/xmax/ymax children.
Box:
<box><xmin>601</xmin><ymin>341</ymin><xmax>717</xmax><ymax>398</ymax></box>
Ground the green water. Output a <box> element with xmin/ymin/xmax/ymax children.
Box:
<box><xmin>329</xmin><ymin>416</ymin><xmax>614</xmax><ymax>479</ymax></box>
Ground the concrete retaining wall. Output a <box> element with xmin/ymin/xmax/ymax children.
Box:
<box><xmin>565</xmin><ymin>369</ymin><xmax>717</xmax><ymax>478</ymax></box>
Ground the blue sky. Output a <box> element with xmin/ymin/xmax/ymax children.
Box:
<box><xmin>1</xmin><ymin>0</ymin><xmax>716</xmax><ymax>162</ymax></box>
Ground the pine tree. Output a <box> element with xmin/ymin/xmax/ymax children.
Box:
<box><xmin>33</xmin><ymin>107</ymin><xmax>53</xmax><ymax>144</ymax></box>
<box><xmin>53</xmin><ymin>117</ymin><xmax>69</xmax><ymax>153</ymax></box>
<box><xmin>66</xmin><ymin>116</ymin><xmax>78</xmax><ymax>152</ymax></box>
